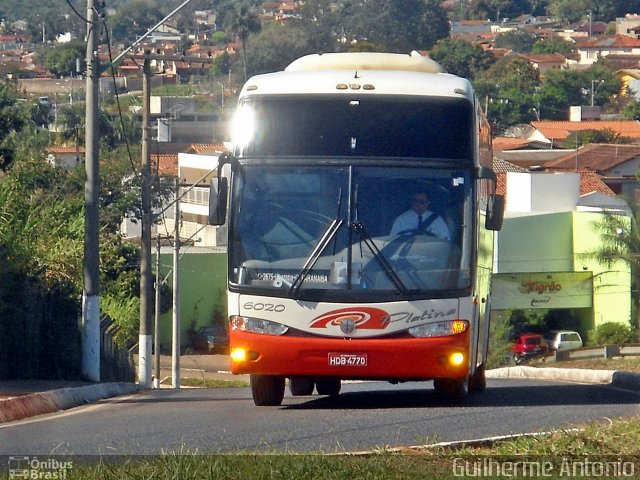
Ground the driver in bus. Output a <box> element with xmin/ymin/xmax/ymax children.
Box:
<box><xmin>390</xmin><ymin>189</ymin><xmax>450</xmax><ymax>240</ymax></box>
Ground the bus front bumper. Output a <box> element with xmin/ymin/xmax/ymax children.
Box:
<box><xmin>229</xmin><ymin>330</ymin><xmax>470</xmax><ymax>381</ymax></box>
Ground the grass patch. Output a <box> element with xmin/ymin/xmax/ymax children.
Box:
<box><xmin>57</xmin><ymin>416</ymin><xmax>640</xmax><ymax>479</ymax></box>
<box><xmin>67</xmin><ymin>454</ymin><xmax>455</xmax><ymax>480</ymax></box>
<box><xmin>160</xmin><ymin>377</ymin><xmax>249</xmax><ymax>388</ymax></box>
<box><xmin>532</xmin><ymin>356</ymin><xmax>640</xmax><ymax>373</ymax></box>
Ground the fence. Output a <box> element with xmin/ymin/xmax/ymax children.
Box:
<box><xmin>100</xmin><ymin>316</ymin><xmax>136</xmax><ymax>382</ymax></box>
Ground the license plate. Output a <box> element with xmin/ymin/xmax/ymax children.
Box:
<box><xmin>328</xmin><ymin>352</ymin><xmax>368</xmax><ymax>367</ymax></box>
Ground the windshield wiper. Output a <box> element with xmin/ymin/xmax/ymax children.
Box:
<box><xmin>289</xmin><ymin>190</ymin><xmax>344</xmax><ymax>296</ymax></box>
<box><xmin>288</xmin><ymin>218</ymin><xmax>343</xmax><ymax>296</ymax></box>
<box><xmin>351</xmin><ymin>220</ymin><xmax>409</xmax><ymax>296</ymax></box>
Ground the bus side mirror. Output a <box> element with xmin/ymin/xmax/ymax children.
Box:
<box><xmin>486</xmin><ymin>194</ymin><xmax>504</xmax><ymax>231</ymax></box>
<box><xmin>208</xmin><ymin>177</ymin><xmax>228</xmax><ymax>226</ymax></box>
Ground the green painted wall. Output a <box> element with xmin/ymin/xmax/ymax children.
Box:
<box><xmin>156</xmin><ymin>251</ymin><xmax>228</xmax><ymax>347</ymax></box>
<box><xmin>572</xmin><ymin>212</ymin><xmax>631</xmax><ymax>328</ymax></box>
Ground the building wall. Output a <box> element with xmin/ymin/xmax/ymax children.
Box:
<box><xmin>493</xmin><ymin>209</ymin><xmax>632</xmax><ymax>333</ymax></box>
<box><xmin>572</xmin><ymin>212</ymin><xmax>632</xmax><ymax>327</ymax></box>
<box><xmin>157</xmin><ymin>250</ymin><xmax>227</xmax><ymax>347</ymax></box>
<box><xmin>496</xmin><ymin>212</ymin><xmax>574</xmax><ymax>273</ymax></box>
<box><xmin>506</xmin><ymin>172</ymin><xmax>580</xmax><ymax>213</ymax></box>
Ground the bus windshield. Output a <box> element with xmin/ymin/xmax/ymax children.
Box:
<box><xmin>233</xmin><ymin>95</ymin><xmax>473</xmax><ymax>159</ymax></box>
<box><xmin>229</xmin><ymin>165</ymin><xmax>473</xmax><ymax>300</ymax></box>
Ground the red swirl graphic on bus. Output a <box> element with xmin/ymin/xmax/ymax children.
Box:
<box><xmin>309</xmin><ymin>307</ymin><xmax>391</xmax><ymax>330</ymax></box>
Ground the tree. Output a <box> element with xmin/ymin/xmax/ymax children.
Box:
<box><xmin>106</xmin><ymin>0</ymin><xmax>165</xmax><ymax>43</ymax></box>
<box><xmin>349</xmin><ymin>41</ymin><xmax>387</xmax><ymax>52</ymax></box>
<box><xmin>210</xmin><ymin>52</ymin><xmax>231</xmax><ymax>78</ymax></box>
<box><xmin>622</xmin><ymin>100</ymin><xmax>640</xmax><ymax>121</ymax></box>
<box><xmin>345</xmin><ymin>0</ymin><xmax>449</xmax><ymax>52</ymax></box>
<box><xmin>548</xmin><ymin>0</ymin><xmax>588</xmax><ymax>23</ymax></box>
<box><xmin>246</xmin><ymin>24</ymin><xmax>325</xmax><ymax>76</ymax></box>
<box><xmin>578</xmin><ymin>128</ymin><xmax>628</xmax><ymax>145</ymax></box>
<box><xmin>297</xmin><ymin>0</ymin><xmax>340</xmax><ymax>52</ymax></box>
<box><xmin>0</xmin><ymin>81</ymin><xmax>26</xmax><ymax>170</ymax></box>
<box><xmin>43</xmin><ymin>40</ymin><xmax>85</xmax><ymax>78</ymax></box>
<box><xmin>429</xmin><ymin>38</ymin><xmax>496</xmax><ymax>80</ymax></box>
<box><xmin>54</xmin><ymin>102</ymin><xmax>85</xmax><ymax>150</ymax></box>
<box><xmin>532</xmin><ymin>37</ymin><xmax>576</xmax><ymax>54</ymax></box>
<box><xmin>224</xmin><ymin>3</ymin><xmax>262</xmax><ymax>81</ymax></box>
<box><xmin>535</xmin><ymin>69</ymin><xmax>584</xmax><ymax>120</ymax></box>
<box><xmin>474</xmin><ymin>56</ymin><xmax>540</xmax><ymax>133</ymax></box>
<box><xmin>585</xmin><ymin>61</ymin><xmax>621</xmax><ymax>108</ymax></box>
<box><xmin>494</xmin><ymin>30</ymin><xmax>537</xmax><ymax>53</ymax></box>
<box><xmin>588</xmin><ymin>206</ymin><xmax>640</xmax><ymax>333</ymax></box>
<box><xmin>534</xmin><ymin>65</ymin><xmax>620</xmax><ymax>120</ymax></box>
<box><xmin>463</xmin><ymin>0</ymin><xmax>533</xmax><ymax>22</ymax></box>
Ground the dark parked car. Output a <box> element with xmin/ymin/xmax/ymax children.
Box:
<box><xmin>191</xmin><ymin>325</ymin><xmax>229</xmax><ymax>354</ymax></box>
<box><xmin>511</xmin><ymin>333</ymin><xmax>548</xmax><ymax>364</ymax></box>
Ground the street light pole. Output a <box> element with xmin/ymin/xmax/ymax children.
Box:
<box><xmin>218</xmin><ymin>82</ymin><xmax>224</xmax><ymax>112</ymax></box>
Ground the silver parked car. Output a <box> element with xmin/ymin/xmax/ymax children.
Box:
<box><xmin>545</xmin><ymin>330</ymin><xmax>583</xmax><ymax>351</ymax></box>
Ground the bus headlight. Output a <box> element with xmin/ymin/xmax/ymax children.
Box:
<box><xmin>231</xmin><ymin>315</ymin><xmax>289</xmax><ymax>336</ymax></box>
<box><xmin>408</xmin><ymin>320</ymin><xmax>468</xmax><ymax>338</ymax></box>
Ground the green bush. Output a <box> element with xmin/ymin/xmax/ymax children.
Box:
<box><xmin>588</xmin><ymin>322</ymin><xmax>634</xmax><ymax>346</ymax></box>
<box><xmin>101</xmin><ymin>294</ymin><xmax>140</xmax><ymax>348</ymax></box>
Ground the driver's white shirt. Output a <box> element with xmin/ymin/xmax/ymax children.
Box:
<box><xmin>389</xmin><ymin>209</ymin><xmax>450</xmax><ymax>239</ymax></box>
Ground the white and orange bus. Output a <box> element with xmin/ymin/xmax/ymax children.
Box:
<box><xmin>209</xmin><ymin>52</ymin><xmax>504</xmax><ymax>406</ymax></box>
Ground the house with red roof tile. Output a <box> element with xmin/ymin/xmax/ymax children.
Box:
<box><xmin>543</xmin><ymin>143</ymin><xmax>640</xmax><ymax>199</ymax></box>
<box><xmin>492</xmin><ymin>136</ymin><xmax>552</xmax><ymax>152</ymax></box>
<box><xmin>518</xmin><ymin>52</ymin><xmax>568</xmax><ymax>75</ymax></box>
<box><xmin>46</xmin><ymin>146</ymin><xmax>85</xmax><ymax>169</ymax></box>
<box><xmin>151</xmin><ymin>153</ymin><xmax>178</xmax><ymax>177</ymax></box>
<box><xmin>531</xmin><ymin>120</ymin><xmax>640</xmax><ymax>145</ymax></box>
<box><xmin>575</xmin><ymin>34</ymin><xmax>640</xmax><ymax>65</ymax></box>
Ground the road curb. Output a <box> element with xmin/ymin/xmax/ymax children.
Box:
<box><xmin>0</xmin><ymin>382</ymin><xmax>140</xmax><ymax>424</ymax></box>
<box><xmin>486</xmin><ymin>366</ymin><xmax>635</xmax><ymax>386</ymax></box>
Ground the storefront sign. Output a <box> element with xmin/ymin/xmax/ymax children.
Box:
<box><xmin>492</xmin><ymin>272</ymin><xmax>593</xmax><ymax>309</ymax></box>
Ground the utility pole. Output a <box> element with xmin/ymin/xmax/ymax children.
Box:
<box><xmin>154</xmin><ymin>234</ymin><xmax>162</xmax><ymax>389</ymax></box>
<box><xmin>139</xmin><ymin>52</ymin><xmax>153</xmax><ymax>389</ymax></box>
<box><xmin>82</xmin><ymin>0</ymin><xmax>101</xmax><ymax>382</ymax></box>
<box><xmin>172</xmin><ymin>179</ymin><xmax>181</xmax><ymax>389</ymax></box>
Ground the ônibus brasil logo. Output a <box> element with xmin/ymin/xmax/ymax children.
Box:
<box><xmin>309</xmin><ymin>307</ymin><xmax>391</xmax><ymax>330</ymax></box>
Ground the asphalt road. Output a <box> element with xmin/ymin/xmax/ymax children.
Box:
<box><xmin>1</xmin><ymin>378</ymin><xmax>639</xmax><ymax>455</ymax></box>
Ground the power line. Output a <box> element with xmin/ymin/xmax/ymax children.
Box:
<box><xmin>102</xmin><ymin>20</ymin><xmax>138</xmax><ymax>177</ymax></box>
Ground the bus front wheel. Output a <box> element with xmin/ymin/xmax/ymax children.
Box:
<box><xmin>468</xmin><ymin>364</ymin><xmax>486</xmax><ymax>394</ymax></box>
<box><xmin>250</xmin><ymin>374</ymin><xmax>285</xmax><ymax>406</ymax></box>
<box><xmin>434</xmin><ymin>377</ymin><xmax>468</xmax><ymax>404</ymax></box>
